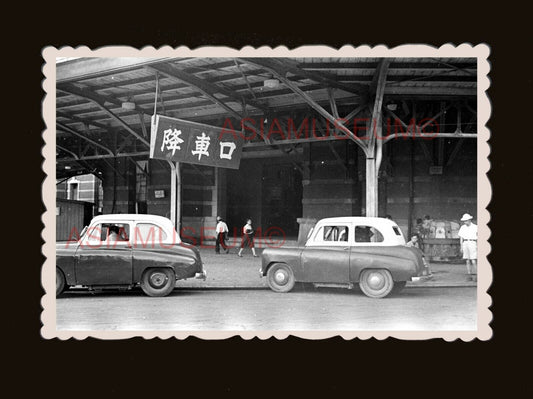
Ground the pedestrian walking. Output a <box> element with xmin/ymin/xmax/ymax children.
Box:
<box><xmin>458</xmin><ymin>213</ymin><xmax>477</xmax><ymax>281</ymax></box>
<box><xmin>215</xmin><ymin>216</ymin><xmax>229</xmax><ymax>254</ymax></box>
<box><xmin>237</xmin><ymin>218</ymin><xmax>258</xmax><ymax>257</ymax></box>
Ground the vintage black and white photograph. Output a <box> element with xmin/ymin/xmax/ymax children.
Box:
<box><xmin>41</xmin><ymin>45</ymin><xmax>491</xmax><ymax>339</ymax></box>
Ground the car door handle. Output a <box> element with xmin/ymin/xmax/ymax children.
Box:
<box><xmin>343</xmin><ymin>247</ymin><xmax>349</xmax><ymax>251</ymax></box>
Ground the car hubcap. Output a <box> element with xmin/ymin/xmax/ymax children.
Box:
<box><xmin>274</xmin><ymin>270</ymin><xmax>288</xmax><ymax>285</ymax></box>
<box><xmin>367</xmin><ymin>272</ymin><xmax>385</xmax><ymax>290</ymax></box>
<box><xmin>150</xmin><ymin>272</ymin><xmax>167</xmax><ymax>288</ymax></box>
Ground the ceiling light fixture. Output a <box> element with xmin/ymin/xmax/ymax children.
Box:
<box><xmin>121</xmin><ymin>97</ymin><xmax>136</xmax><ymax>110</ymax></box>
<box><xmin>264</xmin><ymin>78</ymin><xmax>279</xmax><ymax>88</ymax></box>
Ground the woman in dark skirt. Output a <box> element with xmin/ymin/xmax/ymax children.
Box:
<box><xmin>237</xmin><ymin>218</ymin><xmax>258</xmax><ymax>257</ymax></box>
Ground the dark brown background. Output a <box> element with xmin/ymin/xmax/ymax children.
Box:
<box><xmin>10</xmin><ymin>4</ymin><xmax>527</xmax><ymax>395</ymax></box>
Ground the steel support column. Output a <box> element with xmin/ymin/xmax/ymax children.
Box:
<box><xmin>364</xmin><ymin>60</ymin><xmax>389</xmax><ymax>217</ymax></box>
<box><xmin>168</xmin><ymin>161</ymin><xmax>182</xmax><ymax>232</ymax></box>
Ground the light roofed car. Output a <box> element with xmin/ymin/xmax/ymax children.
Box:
<box><xmin>260</xmin><ymin>217</ymin><xmax>431</xmax><ymax>298</ymax></box>
<box><xmin>56</xmin><ymin>214</ymin><xmax>206</xmax><ymax>297</ymax></box>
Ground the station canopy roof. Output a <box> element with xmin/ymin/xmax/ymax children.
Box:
<box><xmin>55</xmin><ymin>56</ymin><xmax>477</xmax><ymax>179</ymax></box>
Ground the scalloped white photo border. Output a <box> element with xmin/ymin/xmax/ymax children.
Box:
<box><xmin>41</xmin><ymin>44</ymin><xmax>492</xmax><ymax>340</ymax></box>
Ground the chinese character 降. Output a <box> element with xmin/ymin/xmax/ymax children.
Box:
<box><xmin>161</xmin><ymin>128</ymin><xmax>184</xmax><ymax>156</ymax></box>
<box><xmin>219</xmin><ymin>142</ymin><xmax>236</xmax><ymax>160</ymax></box>
<box><xmin>191</xmin><ymin>132</ymin><xmax>211</xmax><ymax>160</ymax></box>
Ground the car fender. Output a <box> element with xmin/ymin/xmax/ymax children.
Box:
<box><xmin>349</xmin><ymin>246</ymin><xmax>420</xmax><ymax>282</ymax></box>
<box><xmin>261</xmin><ymin>247</ymin><xmax>304</xmax><ymax>280</ymax></box>
<box><xmin>56</xmin><ymin>242</ymin><xmax>78</xmax><ymax>285</ymax></box>
<box><xmin>132</xmin><ymin>244</ymin><xmax>201</xmax><ymax>282</ymax></box>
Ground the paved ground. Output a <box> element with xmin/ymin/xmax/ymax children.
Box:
<box><xmin>176</xmin><ymin>246</ymin><xmax>476</xmax><ymax>289</ymax></box>
<box><xmin>57</xmin><ymin>246</ymin><xmax>478</xmax><ymax>331</ymax></box>
<box><xmin>57</xmin><ymin>286</ymin><xmax>477</xmax><ymax>331</ymax></box>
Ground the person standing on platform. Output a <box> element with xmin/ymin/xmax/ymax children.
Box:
<box><xmin>215</xmin><ymin>216</ymin><xmax>229</xmax><ymax>254</ymax></box>
<box><xmin>237</xmin><ymin>218</ymin><xmax>258</xmax><ymax>257</ymax></box>
<box><xmin>458</xmin><ymin>213</ymin><xmax>477</xmax><ymax>281</ymax></box>
<box><xmin>406</xmin><ymin>234</ymin><xmax>421</xmax><ymax>249</ymax></box>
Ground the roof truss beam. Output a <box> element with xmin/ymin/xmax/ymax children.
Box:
<box><xmin>57</xmin><ymin>83</ymin><xmax>150</xmax><ymax>147</ymax></box>
<box><xmin>56</xmin><ymin>121</ymin><xmax>114</xmax><ymax>156</ymax></box>
<box><xmin>148</xmin><ymin>63</ymin><xmax>269</xmax><ymax>116</ymax></box>
<box><xmin>240</xmin><ymin>58</ymin><xmax>370</xmax><ymax>96</ymax></box>
<box><xmin>238</xmin><ymin>58</ymin><xmax>369</xmax><ymax>152</ymax></box>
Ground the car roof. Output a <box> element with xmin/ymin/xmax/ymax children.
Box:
<box><xmin>91</xmin><ymin>214</ymin><xmax>173</xmax><ymax>226</ymax></box>
<box><xmin>317</xmin><ymin>216</ymin><xmax>399</xmax><ymax>228</ymax></box>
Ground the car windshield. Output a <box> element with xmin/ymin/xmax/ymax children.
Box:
<box><xmin>304</xmin><ymin>226</ymin><xmax>315</xmax><ymax>245</ymax></box>
<box><xmin>79</xmin><ymin>226</ymin><xmax>88</xmax><ymax>241</ymax></box>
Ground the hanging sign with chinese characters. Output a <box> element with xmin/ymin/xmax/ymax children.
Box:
<box><xmin>150</xmin><ymin>115</ymin><xmax>244</xmax><ymax>169</ymax></box>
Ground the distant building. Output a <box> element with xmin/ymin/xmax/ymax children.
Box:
<box><xmin>56</xmin><ymin>174</ymin><xmax>103</xmax><ymax>240</ymax></box>
<box><xmin>57</xmin><ymin>174</ymin><xmax>103</xmax><ymax>211</ymax></box>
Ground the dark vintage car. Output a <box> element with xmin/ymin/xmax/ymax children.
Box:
<box><xmin>260</xmin><ymin>217</ymin><xmax>431</xmax><ymax>298</ymax></box>
<box><xmin>56</xmin><ymin>214</ymin><xmax>206</xmax><ymax>297</ymax></box>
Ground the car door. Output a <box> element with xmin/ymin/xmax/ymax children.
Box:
<box><xmin>349</xmin><ymin>225</ymin><xmax>386</xmax><ymax>281</ymax></box>
<box><xmin>75</xmin><ymin>222</ymin><xmax>133</xmax><ymax>285</ymax></box>
<box><xmin>301</xmin><ymin>223</ymin><xmax>351</xmax><ymax>283</ymax></box>
<box><xmin>130</xmin><ymin>222</ymin><xmax>171</xmax><ymax>274</ymax></box>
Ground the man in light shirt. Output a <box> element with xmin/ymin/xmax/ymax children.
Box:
<box><xmin>458</xmin><ymin>213</ymin><xmax>477</xmax><ymax>281</ymax></box>
<box><xmin>215</xmin><ymin>216</ymin><xmax>229</xmax><ymax>254</ymax></box>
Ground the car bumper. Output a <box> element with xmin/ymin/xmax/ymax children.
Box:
<box><xmin>194</xmin><ymin>270</ymin><xmax>207</xmax><ymax>280</ymax></box>
<box><xmin>410</xmin><ymin>273</ymin><xmax>433</xmax><ymax>282</ymax></box>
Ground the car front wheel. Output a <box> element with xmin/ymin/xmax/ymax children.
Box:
<box><xmin>267</xmin><ymin>263</ymin><xmax>295</xmax><ymax>293</ymax></box>
<box><xmin>359</xmin><ymin>269</ymin><xmax>394</xmax><ymax>298</ymax></box>
<box><xmin>141</xmin><ymin>268</ymin><xmax>176</xmax><ymax>297</ymax></box>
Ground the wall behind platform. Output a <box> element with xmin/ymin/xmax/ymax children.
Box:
<box><xmin>384</xmin><ymin>138</ymin><xmax>477</xmax><ymax>237</ymax></box>
<box><xmin>102</xmin><ymin>158</ymin><xmax>136</xmax><ymax>214</ymax></box>
<box><xmin>146</xmin><ymin>161</ymin><xmax>219</xmax><ymax>243</ymax></box>
<box><xmin>94</xmin><ymin>136</ymin><xmax>476</xmax><ymax>246</ymax></box>
<box><xmin>226</xmin><ymin>158</ymin><xmax>263</xmax><ymax>234</ymax></box>
<box><xmin>302</xmin><ymin>140</ymin><xmax>361</xmax><ymax>220</ymax></box>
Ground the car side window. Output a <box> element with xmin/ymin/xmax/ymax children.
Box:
<box><xmin>354</xmin><ymin>226</ymin><xmax>384</xmax><ymax>243</ymax></box>
<box><xmin>101</xmin><ymin>223</ymin><xmax>130</xmax><ymax>243</ymax></box>
<box><xmin>134</xmin><ymin>223</ymin><xmax>168</xmax><ymax>243</ymax></box>
<box><xmin>321</xmin><ymin>225</ymin><xmax>349</xmax><ymax>242</ymax></box>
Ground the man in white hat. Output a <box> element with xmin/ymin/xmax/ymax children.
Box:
<box><xmin>458</xmin><ymin>213</ymin><xmax>477</xmax><ymax>281</ymax></box>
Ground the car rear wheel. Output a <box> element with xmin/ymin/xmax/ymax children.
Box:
<box><xmin>56</xmin><ymin>268</ymin><xmax>66</xmax><ymax>297</ymax></box>
<box><xmin>359</xmin><ymin>269</ymin><xmax>394</xmax><ymax>298</ymax></box>
<box><xmin>141</xmin><ymin>268</ymin><xmax>176</xmax><ymax>297</ymax></box>
<box><xmin>267</xmin><ymin>263</ymin><xmax>295</xmax><ymax>293</ymax></box>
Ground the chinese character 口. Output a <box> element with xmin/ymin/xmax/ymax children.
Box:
<box><xmin>219</xmin><ymin>142</ymin><xmax>236</xmax><ymax>160</ymax></box>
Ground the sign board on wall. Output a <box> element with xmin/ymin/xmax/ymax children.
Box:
<box><xmin>150</xmin><ymin>115</ymin><xmax>244</xmax><ymax>169</ymax></box>
<box><xmin>429</xmin><ymin>166</ymin><xmax>443</xmax><ymax>175</ymax></box>
<box><xmin>154</xmin><ymin>190</ymin><xmax>165</xmax><ymax>199</ymax></box>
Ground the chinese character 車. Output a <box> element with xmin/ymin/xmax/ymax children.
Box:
<box><xmin>191</xmin><ymin>132</ymin><xmax>211</xmax><ymax>160</ymax></box>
